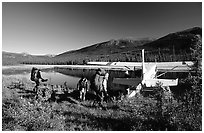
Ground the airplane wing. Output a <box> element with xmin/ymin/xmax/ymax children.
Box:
<box><xmin>113</xmin><ymin>78</ymin><xmax>142</xmax><ymax>86</ymax></box>
<box><xmin>143</xmin><ymin>78</ymin><xmax>178</xmax><ymax>87</ymax></box>
<box><xmin>87</xmin><ymin>61</ymin><xmax>193</xmax><ymax>72</ymax></box>
<box><xmin>147</xmin><ymin>62</ymin><xmax>193</xmax><ymax>72</ymax></box>
<box><xmin>57</xmin><ymin>64</ymin><xmax>130</xmax><ymax>71</ymax></box>
<box><xmin>87</xmin><ymin>62</ymin><xmax>141</xmax><ymax>70</ymax></box>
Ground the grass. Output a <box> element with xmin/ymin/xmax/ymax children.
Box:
<box><xmin>2</xmin><ymin>76</ymin><xmax>202</xmax><ymax>131</ymax></box>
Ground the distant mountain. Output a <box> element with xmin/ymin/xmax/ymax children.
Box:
<box><xmin>54</xmin><ymin>38</ymin><xmax>155</xmax><ymax>63</ymax></box>
<box><xmin>45</xmin><ymin>54</ymin><xmax>56</xmax><ymax>57</ymax></box>
<box><xmin>143</xmin><ymin>27</ymin><xmax>202</xmax><ymax>51</ymax></box>
<box><xmin>2</xmin><ymin>51</ymin><xmax>54</xmax><ymax>65</ymax></box>
<box><xmin>54</xmin><ymin>27</ymin><xmax>201</xmax><ymax>63</ymax></box>
<box><xmin>2</xmin><ymin>27</ymin><xmax>201</xmax><ymax>65</ymax></box>
<box><xmin>57</xmin><ymin>38</ymin><xmax>154</xmax><ymax>57</ymax></box>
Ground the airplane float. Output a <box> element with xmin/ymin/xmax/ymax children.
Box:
<box><xmin>87</xmin><ymin>49</ymin><xmax>193</xmax><ymax>98</ymax></box>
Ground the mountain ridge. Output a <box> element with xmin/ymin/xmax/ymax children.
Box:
<box><xmin>142</xmin><ymin>27</ymin><xmax>202</xmax><ymax>50</ymax></box>
<box><xmin>56</xmin><ymin>38</ymin><xmax>155</xmax><ymax>58</ymax></box>
<box><xmin>2</xmin><ymin>27</ymin><xmax>202</xmax><ymax>65</ymax></box>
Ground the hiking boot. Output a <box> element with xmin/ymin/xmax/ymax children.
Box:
<box><xmin>42</xmin><ymin>79</ymin><xmax>48</xmax><ymax>82</ymax></box>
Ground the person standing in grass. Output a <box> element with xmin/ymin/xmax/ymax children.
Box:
<box><xmin>30</xmin><ymin>67</ymin><xmax>48</xmax><ymax>93</ymax></box>
<box><xmin>102</xmin><ymin>72</ymin><xmax>109</xmax><ymax>101</ymax></box>
<box><xmin>91</xmin><ymin>68</ymin><xmax>106</xmax><ymax>105</ymax></box>
<box><xmin>77</xmin><ymin>76</ymin><xmax>89</xmax><ymax>101</ymax></box>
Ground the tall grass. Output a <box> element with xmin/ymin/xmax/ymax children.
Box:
<box><xmin>2</xmin><ymin>45</ymin><xmax>202</xmax><ymax>131</ymax></box>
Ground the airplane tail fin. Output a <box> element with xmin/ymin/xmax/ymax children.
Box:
<box><xmin>142</xmin><ymin>49</ymin><xmax>146</xmax><ymax>79</ymax></box>
<box><xmin>141</xmin><ymin>49</ymin><xmax>157</xmax><ymax>80</ymax></box>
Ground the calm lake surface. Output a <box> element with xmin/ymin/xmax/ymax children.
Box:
<box><xmin>2</xmin><ymin>65</ymin><xmax>132</xmax><ymax>89</ymax></box>
<box><xmin>2</xmin><ymin>65</ymin><xmax>189</xmax><ymax>92</ymax></box>
<box><xmin>3</xmin><ymin>69</ymin><xmax>80</xmax><ymax>89</ymax></box>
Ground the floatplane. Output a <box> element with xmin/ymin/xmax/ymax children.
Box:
<box><xmin>87</xmin><ymin>49</ymin><xmax>193</xmax><ymax>97</ymax></box>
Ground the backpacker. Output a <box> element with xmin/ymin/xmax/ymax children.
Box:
<box><xmin>79</xmin><ymin>78</ymin><xmax>88</xmax><ymax>90</ymax></box>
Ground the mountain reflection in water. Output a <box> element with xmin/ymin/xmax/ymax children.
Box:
<box><xmin>3</xmin><ymin>65</ymin><xmax>189</xmax><ymax>94</ymax></box>
<box><xmin>2</xmin><ymin>66</ymin><xmax>135</xmax><ymax>90</ymax></box>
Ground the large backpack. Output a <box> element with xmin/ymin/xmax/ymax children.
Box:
<box><xmin>79</xmin><ymin>78</ymin><xmax>88</xmax><ymax>89</ymax></box>
<box><xmin>30</xmin><ymin>67</ymin><xmax>38</xmax><ymax>81</ymax></box>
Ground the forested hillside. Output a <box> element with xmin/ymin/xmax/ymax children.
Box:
<box><xmin>52</xmin><ymin>27</ymin><xmax>202</xmax><ymax>64</ymax></box>
<box><xmin>2</xmin><ymin>27</ymin><xmax>201</xmax><ymax>65</ymax></box>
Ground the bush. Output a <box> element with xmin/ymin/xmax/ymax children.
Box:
<box><xmin>170</xmin><ymin>35</ymin><xmax>202</xmax><ymax>130</ymax></box>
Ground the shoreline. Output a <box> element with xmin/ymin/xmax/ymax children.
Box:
<box><xmin>2</xmin><ymin>61</ymin><xmax>193</xmax><ymax>72</ymax></box>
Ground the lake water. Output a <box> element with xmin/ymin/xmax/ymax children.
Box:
<box><xmin>3</xmin><ymin>69</ymin><xmax>80</xmax><ymax>89</ymax></box>
<box><xmin>2</xmin><ymin>65</ymin><xmax>133</xmax><ymax>90</ymax></box>
<box><xmin>2</xmin><ymin>65</ymin><xmax>189</xmax><ymax>93</ymax></box>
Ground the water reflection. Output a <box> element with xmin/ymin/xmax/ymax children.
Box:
<box><xmin>3</xmin><ymin>65</ymin><xmax>190</xmax><ymax>93</ymax></box>
<box><xmin>41</xmin><ymin>71</ymin><xmax>80</xmax><ymax>89</ymax></box>
<box><xmin>3</xmin><ymin>66</ymin><xmax>139</xmax><ymax>91</ymax></box>
<box><xmin>54</xmin><ymin>67</ymin><xmax>139</xmax><ymax>91</ymax></box>
<box><xmin>2</xmin><ymin>68</ymin><xmax>81</xmax><ymax>89</ymax></box>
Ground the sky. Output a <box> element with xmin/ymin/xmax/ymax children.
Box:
<box><xmin>2</xmin><ymin>2</ymin><xmax>202</xmax><ymax>55</ymax></box>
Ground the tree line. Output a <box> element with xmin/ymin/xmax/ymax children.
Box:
<box><xmin>18</xmin><ymin>49</ymin><xmax>194</xmax><ymax>65</ymax></box>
